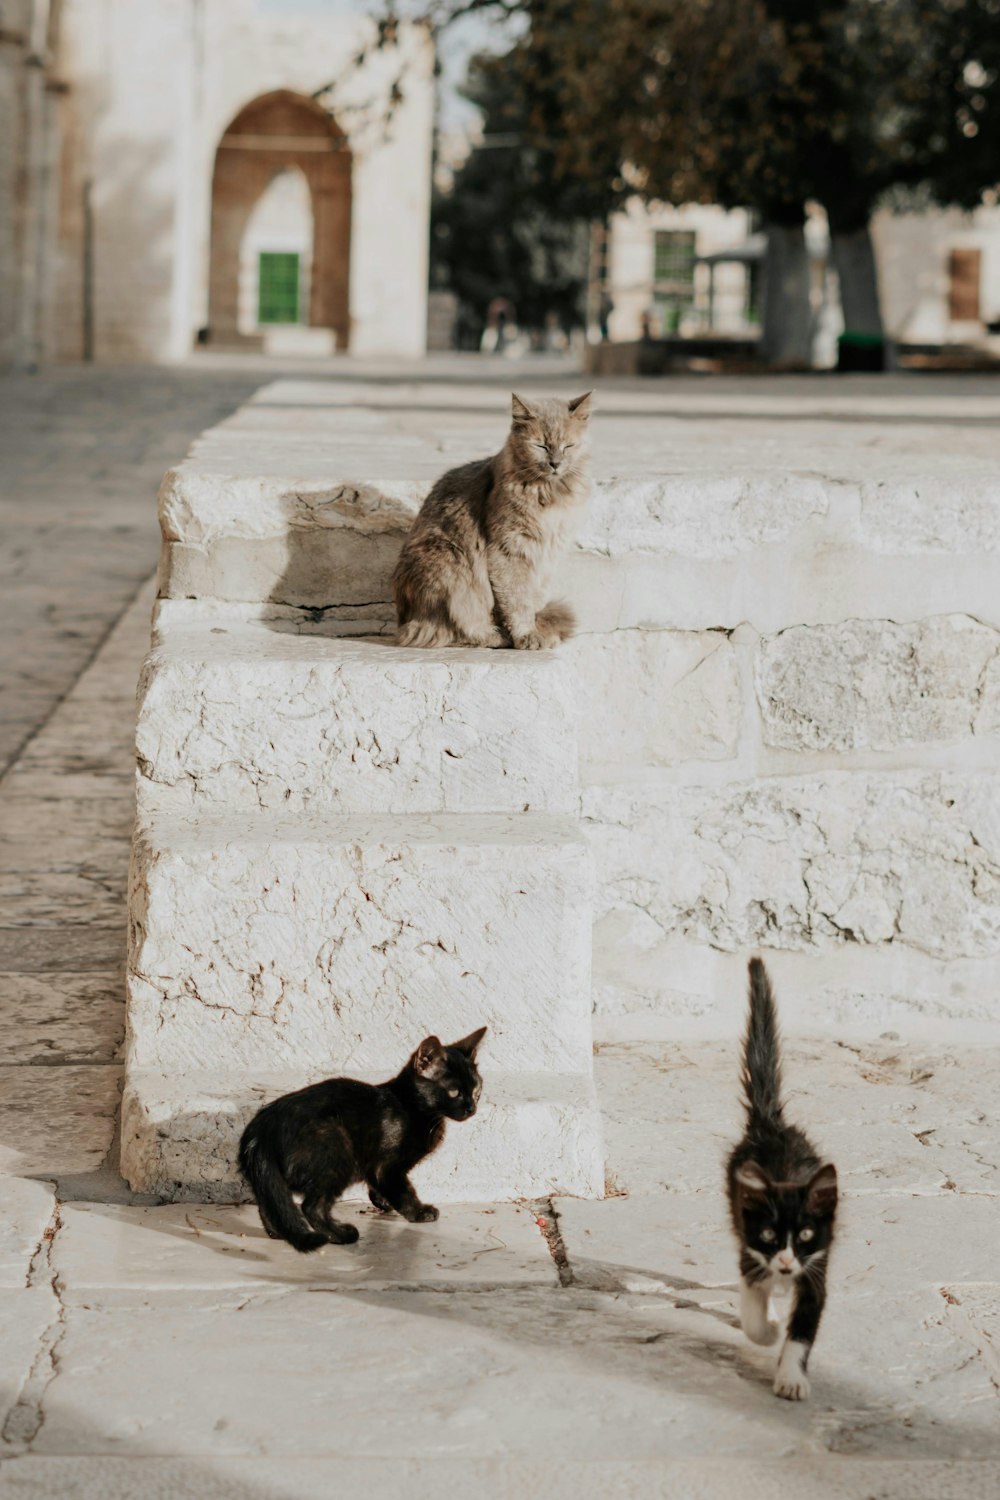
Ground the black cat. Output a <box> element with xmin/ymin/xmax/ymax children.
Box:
<box><xmin>239</xmin><ymin>1028</ymin><xmax>487</xmax><ymax>1252</ymax></box>
<box><xmin>726</xmin><ymin>959</ymin><xmax>838</xmax><ymax>1401</ymax></box>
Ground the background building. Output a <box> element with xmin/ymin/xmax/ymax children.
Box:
<box><xmin>1</xmin><ymin>0</ymin><xmax>434</xmax><ymax>366</ymax></box>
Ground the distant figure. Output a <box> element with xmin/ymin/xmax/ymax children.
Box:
<box><xmin>543</xmin><ymin>310</ymin><xmax>569</xmax><ymax>352</ymax></box>
<box><xmin>598</xmin><ymin>292</ymin><xmax>614</xmax><ymax>342</ymax></box>
<box><xmin>640</xmin><ymin>310</ymin><xmax>655</xmax><ymax>342</ymax></box>
<box><xmin>484</xmin><ymin>297</ymin><xmax>516</xmax><ymax>355</ymax></box>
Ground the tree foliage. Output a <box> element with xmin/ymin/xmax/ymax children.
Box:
<box><xmin>419</xmin><ymin>0</ymin><xmax>1000</xmax><ymax>228</ymax></box>
<box><xmin>431</xmin><ymin>51</ymin><xmax>591</xmax><ymax>336</ymax></box>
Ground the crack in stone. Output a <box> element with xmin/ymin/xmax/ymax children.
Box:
<box><xmin>2</xmin><ymin>1199</ymin><xmax>66</xmax><ymax>1453</ymax></box>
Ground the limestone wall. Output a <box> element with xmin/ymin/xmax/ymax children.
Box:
<box><xmin>150</xmin><ymin>379</ymin><xmax>1000</xmax><ymax>1039</ymax></box>
<box><xmin>46</xmin><ymin>0</ymin><xmax>432</xmax><ymax>361</ymax></box>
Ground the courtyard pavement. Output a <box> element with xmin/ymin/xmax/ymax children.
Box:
<box><xmin>1</xmin><ymin>360</ymin><xmax>999</xmax><ymax>1497</ymax></box>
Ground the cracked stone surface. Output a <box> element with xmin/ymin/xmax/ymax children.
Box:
<box><xmin>0</xmin><ymin>1181</ymin><xmax>56</xmax><ymax>1288</ymax></box>
<box><xmin>585</xmin><ymin>770</ymin><xmax>1000</xmax><ymax>969</ymax></box>
<box><xmin>128</xmin><ymin>813</ymin><xmax>593</xmax><ymax>1075</ymax></box>
<box><xmin>756</xmin><ymin>615</ymin><xmax>1000</xmax><ymax>751</ymax></box>
<box><xmin>136</xmin><ymin>624</ymin><xmax>578</xmax><ymax>816</ymax></box>
<box><xmin>570</xmin><ymin>629</ymin><xmax>741</xmax><ymax>768</ymax></box>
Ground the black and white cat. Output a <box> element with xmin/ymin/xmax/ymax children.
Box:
<box><xmin>726</xmin><ymin>959</ymin><xmax>838</xmax><ymax>1401</ymax></box>
<box><xmin>239</xmin><ymin>1028</ymin><xmax>487</xmax><ymax>1252</ymax></box>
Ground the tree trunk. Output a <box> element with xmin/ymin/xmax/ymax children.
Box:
<box><xmin>829</xmin><ymin>223</ymin><xmax>883</xmax><ymax>337</ymax></box>
<box><xmin>760</xmin><ymin>221</ymin><xmax>813</xmax><ymax>367</ymax></box>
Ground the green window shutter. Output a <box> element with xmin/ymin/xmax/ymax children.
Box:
<box><xmin>258</xmin><ymin>252</ymin><xmax>301</xmax><ymax>324</ymax></box>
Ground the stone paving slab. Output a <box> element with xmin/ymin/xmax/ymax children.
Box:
<box><xmin>53</xmin><ymin>1202</ymin><xmax>556</xmax><ymax>1301</ymax></box>
<box><xmin>1</xmin><ymin>975</ymin><xmax>123</xmax><ymax>1065</ymax></box>
<box><xmin>0</xmin><ymin>1067</ymin><xmax>120</xmax><ymax>1178</ymax></box>
<box><xmin>0</xmin><ymin>1289</ymin><xmax>60</xmax><ymax>1446</ymax></box>
<box><xmin>0</xmin><ymin>1181</ymin><xmax>55</xmax><ymax>1289</ymax></box>
<box><xmin>0</xmin><ymin>365</ymin><xmax>263</xmax><ymax>772</ymax></box>
<box><xmin>0</xmin><ymin>930</ymin><xmax>124</xmax><ymax>975</ymax></box>
<box><xmin>3</xmin><ymin>1457</ymin><xmax>999</xmax><ymax>1500</ymax></box>
<box><xmin>556</xmin><ymin>1192</ymin><xmax>1000</xmax><ymax>1295</ymax></box>
<box><xmin>20</xmin><ymin>1285</ymin><xmax>998</xmax><ymax>1461</ymax></box>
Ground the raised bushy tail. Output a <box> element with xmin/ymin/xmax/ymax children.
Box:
<box><xmin>741</xmin><ymin>957</ymin><xmax>784</xmax><ymax>1130</ymax></box>
<box><xmin>536</xmin><ymin>599</ymin><xmax>577</xmax><ymax>642</ymax></box>
<box><xmin>238</xmin><ymin>1125</ymin><xmax>327</xmax><ymax>1253</ymax></box>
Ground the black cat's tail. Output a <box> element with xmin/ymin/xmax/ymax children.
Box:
<box><xmin>238</xmin><ymin>1124</ymin><xmax>328</xmax><ymax>1253</ymax></box>
<box><xmin>740</xmin><ymin>957</ymin><xmax>784</xmax><ymax>1130</ymax></box>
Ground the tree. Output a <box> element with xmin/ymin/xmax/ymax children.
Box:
<box><xmin>431</xmin><ymin>51</ymin><xmax>593</xmax><ymax>341</ymax></box>
<box><xmin>394</xmin><ymin>0</ymin><xmax>1000</xmax><ymax>361</ymax></box>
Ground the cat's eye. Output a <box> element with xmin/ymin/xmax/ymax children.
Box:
<box><xmin>798</xmin><ymin>1227</ymin><xmax>815</xmax><ymax>1242</ymax></box>
<box><xmin>759</xmin><ymin>1227</ymin><xmax>777</xmax><ymax>1243</ymax></box>
<box><xmin>447</xmin><ymin>1087</ymin><xmax>460</xmax><ymax>1098</ymax></box>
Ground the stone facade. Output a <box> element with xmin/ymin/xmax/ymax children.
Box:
<box><xmin>140</xmin><ymin>380</ymin><xmax>1000</xmax><ymax>1047</ymax></box>
<box><xmin>3</xmin><ymin>0</ymin><xmax>433</xmax><ymax>366</ymax></box>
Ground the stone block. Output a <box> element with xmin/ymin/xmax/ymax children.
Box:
<box><xmin>53</xmin><ymin>1200</ymin><xmax>557</xmax><ymax>1296</ymax></box>
<box><xmin>756</xmin><ymin>614</ymin><xmax>1000</xmax><ymax>751</ymax></box>
<box><xmin>136</xmin><ymin>624</ymin><xmax>577</xmax><ymax>816</ymax></box>
<box><xmin>127</xmin><ymin>812</ymin><xmax>594</xmax><ymax>1075</ymax></box>
<box><xmin>584</xmin><ymin>770</ymin><xmax>1000</xmax><ymax>961</ymax></box>
<box><xmin>120</xmin><ymin>1069</ymin><xmax>605</xmax><ymax>1202</ymax></box>
<box><xmin>858</xmin><ymin>476</ymin><xmax>1000</xmax><ymax>555</ymax></box>
<box><xmin>569</xmin><ymin>629</ymin><xmax>740</xmax><ymax>767</ymax></box>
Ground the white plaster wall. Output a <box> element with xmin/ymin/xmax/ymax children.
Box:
<box><xmin>873</xmin><ymin>203</ymin><xmax>1000</xmax><ymax>343</ymax></box>
<box><xmin>606</xmin><ymin>200</ymin><xmax>756</xmax><ymax>341</ymax></box>
<box><xmin>47</xmin><ymin>0</ymin><xmax>433</xmax><ymax>361</ymax></box>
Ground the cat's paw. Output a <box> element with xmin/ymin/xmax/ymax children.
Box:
<box><xmin>414</xmin><ymin>1204</ymin><xmax>440</xmax><ymax>1223</ymax></box>
<box><xmin>513</xmin><ymin>629</ymin><xmax>547</xmax><ymax>651</ymax></box>
<box><xmin>328</xmin><ymin>1221</ymin><xmax>360</xmax><ymax>1245</ymax></box>
<box><xmin>773</xmin><ymin>1341</ymin><xmax>810</xmax><ymax>1401</ymax></box>
<box><xmin>368</xmin><ymin>1189</ymin><xmax>393</xmax><ymax>1214</ymax></box>
<box><xmin>773</xmin><ymin>1369</ymin><xmax>810</xmax><ymax>1401</ymax></box>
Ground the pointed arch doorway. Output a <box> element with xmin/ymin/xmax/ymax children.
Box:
<box><xmin>208</xmin><ymin>90</ymin><xmax>351</xmax><ymax>350</ymax></box>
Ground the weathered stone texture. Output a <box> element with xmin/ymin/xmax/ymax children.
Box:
<box><xmin>569</xmin><ymin>630</ymin><xmax>740</xmax><ymax>767</ymax></box>
<box><xmin>757</xmin><ymin>614</ymin><xmax>1000</xmax><ymax>751</ymax></box>
<box><xmin>136</xmin><ymin>628</ymin><xmax>577</xmax><ymax>815</ymax></box>
<box><xmin>120</xmin><ymin>1069</ymin><xmax>604</xmax><ymax>1201</ymax></box>
<box><xmin>580</xmin><ymin>474</ymin><xmax>829</xmax><ymax>559</ymax></box>
<box><xmin>127</xmin><ymin>815</ymin><xmax>594</xmax><ymax>1075</ymax></box>
<box><xmin>584</xmin><ymin>771</ymin><xmax>1000</xmax><ymax>959</ymax></box>
<box><xmin>859</xmin><ymin>478</ymin><xmax>1000</xmax><ymax>555</ymax></box>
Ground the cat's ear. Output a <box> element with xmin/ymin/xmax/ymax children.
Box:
<box><xmin>414</xmin><ymin>1035</ymin><xmax>445</xmax><ymax>1076</ymax></box>
<box><xmin>511</xmin><ymin>392</ymin><xmax>536</xmax><ymax>424</ymax></box>
<box><xmin>453</xmin><ymin>1025</ymin><xmax>487</xmax><ymax>1059</ymax></box>
<box><xmin>567</xmin><ymin>390</ymin><xmax>593</xmax><ymax>420</ymax></box>
<box><xmin>735</xmin><ymin>1162</ymin><xmax>772</xmax><ymax>1202</ymax></box>
<box><xmin>805</xmin><ymin>1162</ymin><xmax>838</xmax><ymax>1214</ymax></box>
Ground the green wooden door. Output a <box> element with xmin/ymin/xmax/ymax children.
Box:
<box><xmin>258</xmin><ymin>252</ymin><xmax>300</xmax><ymax>324</ymax></box>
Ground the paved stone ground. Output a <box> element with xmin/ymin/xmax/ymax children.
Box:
<box><xmin>1</xmin><ymin>361</ymin><xmax>999</xmax><ymax>1496</ymax></box>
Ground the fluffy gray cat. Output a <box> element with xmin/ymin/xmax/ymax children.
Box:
<box><xmin>392</xmin><ymin>390</ymin><xmax>593</xmax><ymax>649</ymax></box>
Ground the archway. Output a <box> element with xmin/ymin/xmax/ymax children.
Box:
<box><xmin>208</xmin><ymin>91</ymin><xmax>351</xmax><ymax>349</ymax></box>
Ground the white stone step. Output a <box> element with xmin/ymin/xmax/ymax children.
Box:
<box><xmin>120</xmin><ymin>1069</ymin><xmax>604</xmax><ymax>1202</ymax></box>
<box><xmin>127</xmin><ymin>811</ymin><xmax>594</xmax><ymax>1078</ymax></box>
<box><xmin>157</xmin><ymin>384</ymin><xmax>1000</xmax><ymax>632</ymax></box>
<box><xmin>135</xmin><ymin>621</ymin><xmax>577</xmax><ymax>816</ymax></box>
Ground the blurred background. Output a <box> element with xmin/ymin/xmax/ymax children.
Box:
<box><xmin>4</xmin><ymin>0</ymin><xmax>1000</xmax><ymax>376</ymax></box>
